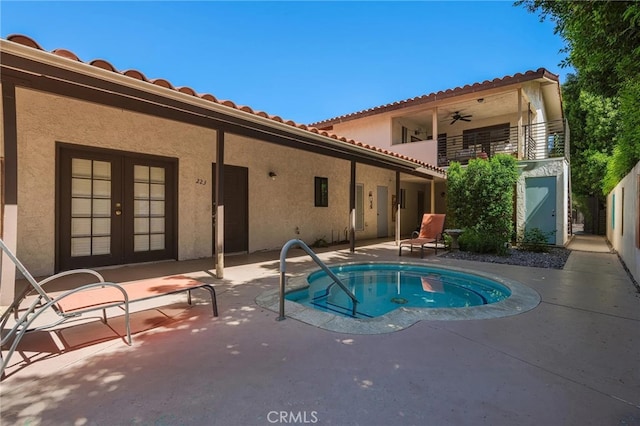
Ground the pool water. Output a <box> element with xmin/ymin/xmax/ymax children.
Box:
<box><xmin>285</xmin><ymin>263</ymin><xmax>511</xmax><ymax>319</ymax></box>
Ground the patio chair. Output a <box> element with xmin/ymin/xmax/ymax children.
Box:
<box><xmin>0</xmin><ymin>238</ymin><xmax>218</xmax><ymax>378</ymax></box>
<box><xmin>398</xmin><ymin>214</ymin><xmax>446</xmax><ymax>258</ymax></box>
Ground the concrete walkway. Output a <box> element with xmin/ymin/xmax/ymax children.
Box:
<box><xmin>1</xmin><ymin>236</ymin><xmax>639</xmax><ymax>425</ymax></box>
<box><xmin>566</xmin><ymin>233</ymin><xmax>613</xmax><ymax>253</ymax></box>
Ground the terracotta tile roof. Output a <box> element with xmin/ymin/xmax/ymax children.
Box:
<box><xmin>310</xmin><ymin>68</ymin><xmax>560</xmax><ymax>128</ymax></box>
<box><xmin>4</xmin><ymin>34</ymin><xmax>446</xmax><ymax>176</ymax></box>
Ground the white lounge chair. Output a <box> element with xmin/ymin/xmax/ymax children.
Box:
<box><xmin>0</xmin><ymin>238</ymin><xmax>217</xmax><ymax>378</ymax></box>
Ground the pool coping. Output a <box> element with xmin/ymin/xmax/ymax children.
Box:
<box><xmin>255</xmin><ymin>261</ymin><xmax>541</xmax><ymax>334</ymax></box>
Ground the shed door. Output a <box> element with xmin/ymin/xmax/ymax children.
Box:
<box><xmin>525</xmin><ymin>176</ymin><xmax>557</xmax><ymax>244</ymax></box>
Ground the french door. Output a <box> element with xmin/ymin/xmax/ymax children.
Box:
<box><xmin>57</xmin><ymin>146</ymin><xmax>177</xmax><ymax>271</ymax></box>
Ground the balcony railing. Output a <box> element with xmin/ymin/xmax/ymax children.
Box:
<box><xmin>524</xmin><ymin>119</ymin><xmax>569</xmax><ymax>161</ymax></box>
<box><xmin>437</xmin><ymin>119</ymin><xmax>569</xmax><ymax>167</ymax></box>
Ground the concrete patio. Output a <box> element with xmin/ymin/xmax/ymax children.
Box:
<box><xmin>1</xmin><ymin>235</ymin><xmax>639</xmax><ymax>425</ymax></box>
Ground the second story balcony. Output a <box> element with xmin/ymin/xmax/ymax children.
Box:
<box><xmin>436</xmin><ymin>119</ymin><xmax>569</xmax><ymax>167</ymax></box>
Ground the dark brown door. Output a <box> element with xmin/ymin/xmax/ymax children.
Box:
<box><xmin>58</xmin><ymin>146</ymin><xmax>176</xmax><ymax>271</ymax></box>
<box><xmin>417</xmin><ymin>190</ymin><xmax>425</xmax><ymax>226</ymax></box>
<box><xmin>212</xmin><ymin>164</ymin><xmax>248</xmax><ymax>254</ymax></box>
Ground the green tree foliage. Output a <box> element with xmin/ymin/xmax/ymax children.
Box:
<box><xmin>562</xmin><ymin>74</ymin><xmax>617</xmax><ymax>196</ymax></box>
<box><xmin>517</xmin><ymin>1</ymin><xmax>640</xmax><ymax>194</ymax></box>
<box><xmin>446</xmin><ymin>155</ymin><xmax>519</xmax><ymax>255</ymax></box>
<box><xmin>603</xmin><ymin>75</ymin><xmax>640</xmax><ymax>193</ymax></box>
<box><xmin>518</xmin><ymin>1</ymin><xmax>640</xmax><ymax>97</ymax></box>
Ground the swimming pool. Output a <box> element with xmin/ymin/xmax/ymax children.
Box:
<box><xmin>285</xmin><ymin>263</ymin><xmax>511</xmax><ymax>319</ymax></box>
<box><xmin>256</xmin><ymin>261</ymin><xmax>540</xmax><ymax>334</ymax></box>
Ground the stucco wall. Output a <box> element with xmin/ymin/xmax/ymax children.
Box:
<box><xmin>1</xmin><ymin>82</ymin><xmax>4</xmax><ymax>236</ymax></box>
<box><xmin>329</xmin><ymin>116</ymin><xmax>391</xmax><ymax>149</ymax></box>
<box><xmin>396</xmin><ymin>181</ymin><xmax>428</xmax><ymax>236</ymax></box>
<box><xmin>225</xmin><ymin>134</ymin><xmax>353</xmax><ymax>250</ymax></box>
<box><xmin>522</xmin><ymin>82</ymin><xmax>547</xmax><ymax>125</ymax></box>
<box><xmin>387</xmin><ymin>140</ymin><xmax>438</xmax><ymax>165</ymax></box>
<box><xmin>353</xmin><ymin>164</ymin><xmax>396</xmax><ymax>239</ymax></box>
<box><xmin>606</xmin><ymin>161</ymin><xmax>640</xmax><ymax>283</ymax></box>
<box><xmin>331</xmin><ymin>110</ymin><xmax>525</xmax><ymax>166</ymax></box>
<box><xmin>434</xmin><ymin>181</ymin><xmax>448</xmax><ymax>216</ymax></box>
<box><xmin>9</xmin><ymin>88</ymin><xmax>433</xmax><ymax>276</ymax></box>
<box><xmin>15</xmin><ymin>88</ymin><xmax>217</xmax><ymax>275</ymax></box>
<box><xmin>516</xmin><ymin>158</ymin><xmax>569</xmax><ymax>246</ymax></box>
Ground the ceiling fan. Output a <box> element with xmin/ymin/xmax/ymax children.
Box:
<box><xmin>449</xmin><ymin>111</ymin><xmax>472</xmax><ymax>125</ymax></box>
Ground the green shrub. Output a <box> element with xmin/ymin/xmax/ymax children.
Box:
<box><xmin>311</xmin><ymin>237</ymin><xmax>328</xmax><ymax>248</ymax></box>
<box><xmin>458</xmin><ymin>227</ymin><xmax>501</xmax><ymax>254</ymax></box>
<box><xmin>518</xmin><ymin>227</ymin><xmax>551</xmax><ymax>252</ymax></box>
<box><xmin>446</xmin><ymin>154</ymin><xmax>519</xmax><ymax>255</ymax></box>
<box><xmin>443</xmin><ymin>233</ymin><xmax>452</xmax><ymax>250</ymax></box>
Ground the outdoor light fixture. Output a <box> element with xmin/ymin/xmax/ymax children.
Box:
<box><xmin>369</xmin><ymin>191</ymin><xmax>373</xmax><ymax>209</ymax></box>
<box><xmin>269</xmin><ymin>171</ymin><xmax>277</xmax><ymax>180</ymax></box>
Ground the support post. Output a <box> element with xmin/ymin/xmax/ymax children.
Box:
<box><xmin>395</xmin><ymin>171</ymin><xmax>401</xmax><ymax>245</ymax></box>
<box><xmin>215</xmin><ymin>130</ymin><xmax>225</xmax><ymax>279</ymax></box>
<box><xmin>1</xmin><ymin>83</ymin><xmax>18</xmax><ymax>306</ymax></box>
<box><xmin>517</xmin><ymin>88</ymin><xmax>523</xmax><ymax>159</ymax></box>
<box><xmin>432</xmin><ymin>108</ymin><xmax>438</xmax><ymax>143</ymax></box>
<box><xmin>430</xmin><ymin>181</ymin><xmax>436</xmax><ymax>214</ymax></box>
<box><xmin>349</xmin><ymin>161</ymin><xmax>356</xmax><ymax>253</ymax></box>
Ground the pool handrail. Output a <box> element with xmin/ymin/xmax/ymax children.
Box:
<box><xmin>278</xmin><ymin>239</ymin><xmax>358</xmax><ymax>320</ymax></box>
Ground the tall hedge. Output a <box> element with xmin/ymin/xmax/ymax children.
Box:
<box><xmin>446</xmin><ymin>154</ymin><xmax>519</xmax><ymax>254</ymax></box>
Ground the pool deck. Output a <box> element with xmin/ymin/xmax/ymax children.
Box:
<box><xmin>2</xmin><ymin>235</ymin><xmax>639</xmax><ymax>425</ymax></box>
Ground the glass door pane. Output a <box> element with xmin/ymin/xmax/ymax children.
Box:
<box><xmin>70</xmin><ymin>159</ymin><xmax>111</xmax><ymax>257</ymax></box>
<box><xmin>133</xmin><ymin>165</ymin><xmax>166</xmax><ymax>252</ymax></box>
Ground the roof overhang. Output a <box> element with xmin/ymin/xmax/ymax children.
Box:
<box><xmin>312</xmin><ymin>68</ymin><xmax>562</xmax><ymax>128</ymax></box>
<box><xmin>0</xmin><ymin>38</ymin><xmax>445</xmax><ymax>180</ymax></box>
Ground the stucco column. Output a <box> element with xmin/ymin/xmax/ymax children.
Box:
<box><xmin>432</xmin><ymin>108</ymin><xmax>438</xmax><ymax>142</ymax></box>
<box><xmin>517</xmin><ymin>88</ymin><xmax>523</xmax><ymax>159</ymax></box>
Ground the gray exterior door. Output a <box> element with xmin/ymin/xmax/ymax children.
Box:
<box><xmin>525</xmin><ymin>176</ymin><xmax>557</xmax><ymax>244</ymax></box>
<box><xmin>377</xmin><ymin>186</ymin><xmax>388</xmax><ymax>237</ymax></box>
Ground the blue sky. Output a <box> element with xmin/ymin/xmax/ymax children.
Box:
<box><xmin>1</xmin><ymin>1</ymin><xmax>570</xmax><ymax>124</ymax></box>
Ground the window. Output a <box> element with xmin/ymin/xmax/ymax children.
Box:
<box><xmin>401</xmin><ymin>126</ymin><xmax>409</xmax><ymax>144</ymax></box>
<box><xmin>612</xmin><ymin>193</ymin><xmax>615</xmax><ymax>230</ymax></box>
<box><xmin>463</xmin><ymin>123</ymin><xmax>510</xmax><ymax>153</ymax></box>
<box><xmin>314</xmin><ymin>177</ymin><xmax>328</xmax><ymax>207</ymax></box>
<box><xmin>355</xmin><ymin>184</ymin><xmax>364</xmax><ymax>231</ymax></box>
<box><xmin>621</xmin><ymin>187</ymin><xmax>624</xmax><ymax>235</ymax></box>
<box><xmin>399</xmin><ymin>189</ymin><xmax>406</xmax><ymax>209</ymax></box>
<box><xmin>637</xmin><ymin>176</ymin><xmax>640</xmax><ymax>249</ymax></box>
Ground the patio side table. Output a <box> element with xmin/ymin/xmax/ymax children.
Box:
<box><xmin>444</xmin><ymin>228</ymin><xmax>464</xmax><ymax>251</ymax></box>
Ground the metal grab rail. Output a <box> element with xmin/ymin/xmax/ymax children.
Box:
<box><xmin>277</xmin><ymin>239</ymin><xmax>358</xmax><ymax>320</ymax></box>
